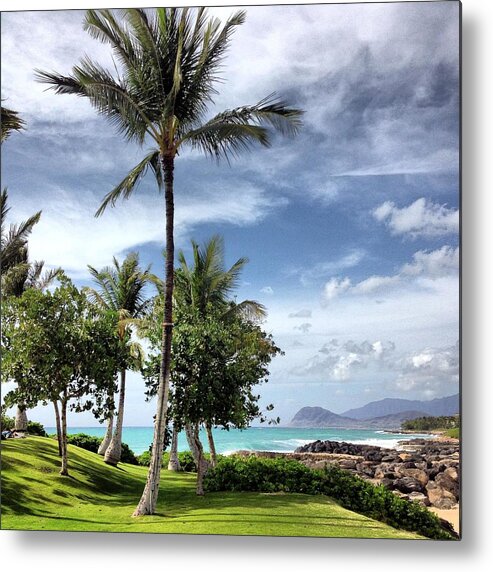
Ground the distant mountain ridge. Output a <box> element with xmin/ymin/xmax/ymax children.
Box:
<box><xmin>341</xmin><ymin>394</ymin><xmax>459</xmax><ymax>420</ymax></box>
<box><xmin>289</xmin><ymin>394</ymin><xmax>459</xmax><ymax>429</ymax></box>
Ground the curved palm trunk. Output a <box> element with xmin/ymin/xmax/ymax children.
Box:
<box><xmin>167</xmin><ymin>425</ymin><xmax>180</xmax><ymax>471</ymax></box>
<box><xmin>53</xmin><ymin>401</ymin><xmax>62</xmax><ymax>456</ymax></box>
<box><xmin>205</xmin><ymin>422</ymin><xmax>217</xmax><ymax>468</ymax></box>
<box><xmin>14</xmin><ymin>403</ymin><xmax>28</xmax><ymax>432</ymax></box>
<box><xmin>133</xmin><ymin>155</ymin><xmax>175</xmax><ymax>516</ymax></box>
<box><xmin>97</xmin><ymin>411</ymin><xmax>114</xmax><ymax>456</ymax></box>
<box><xmin>104</xmin><ymin>371</ymin><xmax>125</xmax><ymax>466</ymax></box>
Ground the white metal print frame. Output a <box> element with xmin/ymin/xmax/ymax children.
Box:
<box><xmin>0</xmin><ymin>2</ymin><xmax>461</xmax><ymax>540</ymax></box>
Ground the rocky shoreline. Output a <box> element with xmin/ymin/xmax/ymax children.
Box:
<box><xmin>236</xmin><ymin>437</ymin><xmax>460</xmax><ymax>512</ymax></box>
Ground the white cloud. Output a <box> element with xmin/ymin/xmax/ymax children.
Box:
<box><xmin>322</xmin><ymin>246</ymin><xmax>459</xmax><ymax>301</ymax></box>
<box><xmin>389</xmin><ymin>341</ymin><xmax>459</xmax><ymax>395</ymax></box>
<box><xmin>294</xmin><ymin>322</ymin><xmax>312</xmax><ymax>334</ymax></box>
<box><xmin>401</xmin><ymin>246</ymin><xmax>459</xmax><ymax>278</ymax></box>
<box><xmin>9</xmin><ymin>182</ymin><xmax>284</xmax><ymax>278</ymax></box>
<box><xmin>288</xmin><ymin>309</ymin><xmax>312</xmax><ymax>318</ymax></box>
<box><xmin>323</xmin><ymin>277</ymin><xmax>352</xmax><ymax>300</ymax></box>
<box><xmin>292</xmin><ymin>338</ymin><xmax>396</xmax><ymax>381</ymax></box>
<box><xmin>293</xmin><ymin>250</ymin><xmax>365</xmax><ymax>287</ymax></box>
<box><xmin>373</xmin><ymin>197</ymin><xmax>459</xmax><ymax>238</ymax></box>
<box><xmin>260</xmin><ymin>286</ymin><xmax>274</xmax><ymax>295</ymax></box>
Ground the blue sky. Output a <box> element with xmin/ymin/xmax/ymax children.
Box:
<box><xmin>1</xmin><ymin>2</ymin><xmax>460</xmax><ymax>426</ymax></box>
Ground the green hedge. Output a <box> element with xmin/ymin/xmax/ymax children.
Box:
<box><xmin>204</xmin><ymin>456</ymin><xmax>454</xmax><ymax>540</ymax></box>
<box><xmin>137</xmin><ymin>450</ymin><xmax>219</xmax><ymax>472</ymax></box>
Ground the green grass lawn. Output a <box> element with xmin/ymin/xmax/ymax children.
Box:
<box><xmin>1</xmin><ymin>436</ymin><xmax>422</xmax><ymax>538</ymax></box>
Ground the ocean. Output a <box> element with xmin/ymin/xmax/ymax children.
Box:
<box><xmin>47</xmin><ymin>426</ymin><xmax>430</xmax><ymax>455</ymax></box>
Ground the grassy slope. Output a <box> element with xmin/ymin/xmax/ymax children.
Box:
<box><xmin>1</xmin><ymin>437</ymin><xmax>422</xmax><ymax>538</ymax></box>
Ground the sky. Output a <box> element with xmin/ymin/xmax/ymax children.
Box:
<box><xmin>1</xmin><ymin>2</ymin><xmax>460</xmax><ymax>427</ymax></box>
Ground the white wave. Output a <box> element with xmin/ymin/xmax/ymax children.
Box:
<box><xmin>271</xmin><ymin>438</ymin><xmax>314</xmax><ymax>448</ymax></box>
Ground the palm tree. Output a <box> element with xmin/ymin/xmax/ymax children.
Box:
<box><xmin>173</xmin><ymin>234</ymin><xmax>266</xmax><ymax>468</ymax></box>
<box><xmin>1</xmin><ymin>104</ymin><xmax>25</xmax><ymax>142</ymax></box>
<box><xmin>86</xmin><ymin>252</ymin><xmax>154</xmax><ymax>465</ymax></box>
<box><xmin>36</xmin><ymin>7</ymin><xmax>302</xmax><ymax>515</ymax></box>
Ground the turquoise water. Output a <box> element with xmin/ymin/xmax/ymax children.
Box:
<box><xmin>47</xmin><ymin>426</ymin><xmax>430</xmax><ymax>455</ymax></box>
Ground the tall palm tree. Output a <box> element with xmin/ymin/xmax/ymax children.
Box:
<box><xmin>86</xmin><ymin>252</ymin><xmax>154</xmax><ymax>466</ymax></box>
<box><xmin>1</xmin><ymin>104</ymin><xmax>25</xmax><ymax>143</ymax></box>
<box><xmin>36</xmin><ymin>7</ymin><xmax>302</xmax><ymax>515</ymax></box>
<box><xmin>173</xmin><ymin>234</ymin><xmax>266</xmax><ymax>468</ymax></box>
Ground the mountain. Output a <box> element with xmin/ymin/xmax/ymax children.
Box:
<box><xmin>290</xmin><ymin>407</ymin><xmax>356</xmax><ymax>428</ymax></box>
<box><xmin>288</xmin><ymin>394</ymin><xmax>460</xmax><ymax>429</ymax></box>
<box><xmin>341</xmin><ymin>394</ymin><xmax>459</xmax><ymax>420</ymax></box>
<box><xmin>289</xmin><ymin>407</ymin><xmax>426</xmax><ymax>430</ymax></box>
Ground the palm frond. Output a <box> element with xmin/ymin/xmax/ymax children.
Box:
<box><xmin>1</xmin><ymin>105</ymin><xmax>26</xmax><ymax>142</ymax></box>
<box><xmin>95</xmin><ymin>150</ymin><xmax>162</xmax><ymax>216</ymax></box>
<box><xmin>179</xmin><ymin>95</ymin><xmax>302</xmax><ymax>161</ymax></box>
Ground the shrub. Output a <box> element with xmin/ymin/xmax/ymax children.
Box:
<box><xmin>59</xmin><ymin>433</ymin><xmax>139</xmax><ymax>465</ymax></box>
<box><xmin>27</xmin><ymin>421</ymin><xmax>47</xmax><ymax>436</ymax></box>
<box><xmin>1</xmin><ymin>414</ymin><xmax>15</xmax><ymax>431</ymax></box>
<box><xmin>137</xmin><ymin>450</ymin><xmax>221</xmax><ymax>472</ymax></box>
<box><xmin>204</xmin><ymin>456</ymin><xmax>454</xmax><ymax>540</ymax></box>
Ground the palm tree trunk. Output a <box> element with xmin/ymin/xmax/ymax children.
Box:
<box><xmin>133</xmin><ymin>154</ymin><xmax>175</xmax><ymax>517</ymax></box>
<box><xmin>53</xmin><ymin>401</ymin><xmax>62</xmax><ymax>456</ymax></box>
<box><xmin>104</xmin><ymin>370</ymin><xmax>125</xmax><ymax>466</ymax></box>
<box><xmin>97</xmin><ymin>411</ymin><xmax>114</xmax><ymax>456</ymax></box>
<box><xmin>14</xmin><ymin>403</ymin><xmax>28</xmax><ymax>432</ymax></box>
<box><xmin>205</xmin><ymin>422</ymin><xmax>217</xmax><ymax>468</ymax></box>
<box><xmin>167</xmin><ymin>425</ymin><xmax>180</xmax><ymax>471</ymax></box>
<box><xmin>60</xmin><ymin>395</ymin><xmax>69</xmax><ymax>476</ymax></box>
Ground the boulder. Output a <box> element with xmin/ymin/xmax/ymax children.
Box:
<box><xmin>426</xmin><ymin>481</ymin><xmax>457</xmax><ymax>509</ymax></box>
<box><xmin>394</xmin><ymin>476</ymin><xmax>424</xmax><ymax>494</ymax></box>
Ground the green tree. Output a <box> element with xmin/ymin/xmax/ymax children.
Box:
<box><xmin>36</xmin><ymin>7</ymin><xmax>302</xmax><ymax>515</ymax></box>
<box><xmin>85</xmin><ymin>252</ymin><xmax>154</xmax><ymax>465</ymax></box>
<box><xmin>143</xmin><ymin>305</ymin><xmax>280</xmax><ymax>495</ymax></box>
<box><xmin>2</xmin><ymin>279</ymin><xmax>121</xmax><ymax>475</ymax></box>
<box><xmin>173</xmin><ymin>235</ymin><xmax>266</xmax><ymax>465</ymax></box>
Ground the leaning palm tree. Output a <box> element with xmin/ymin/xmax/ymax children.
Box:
<box><xmin>36</xmin><ymin>7</ymin><xmax>302</xmax><ymax>515</ymax></box>
<box><xmin>1</xmin><ymin>188</ymin><xmax>41</xmax><ymax>275</ymax></box>
<box><xmin>1</xmin><ymin>188</ymin><xmax>61</xmax><ymax>433</ymax></box>
<box><xmin>86</xmin><ymin>252</ymin><xmax>155</xmax><ymax>465</ymax></box>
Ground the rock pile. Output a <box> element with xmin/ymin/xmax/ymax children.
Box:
<box><xmin>293</xmin><ymin>438</ymin><xmax>460</xmax><ymax>509</ymax></box>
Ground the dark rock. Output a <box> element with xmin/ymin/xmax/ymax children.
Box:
<box><xmin>394</xmin><ymin>476</ymin><xmax>424</xmax><ymax>494</ymax></box>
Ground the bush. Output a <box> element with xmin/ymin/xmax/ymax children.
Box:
<box><xmin>137</xmin><ymin>450</ymin><xmax>221</xmax><ymax>472</ymax></box>
<box><xmin>204</xmin><ymin>456</ymin><xmax>454</xmax><ymax>540</ymax></box>
<box><xmin>1</xmin><ymin>414</ymin><xmax>15</xmax><ymax>431</ymax></box>
<box><xmin>59</xmin><ymin>433</ymin><xmax>139</xmax><ymax>465</ymax></box>
<box><xmin>27</xmin><ymin>421</ymin><xmax>48</xmax><ymax>436</ymax></box>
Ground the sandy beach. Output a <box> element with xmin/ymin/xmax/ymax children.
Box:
<box><xmin>429</xmin><ymin>506</ymin><xmax>460</xmax><ymax>535</ymax></box>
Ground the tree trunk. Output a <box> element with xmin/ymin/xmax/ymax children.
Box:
<box><xmin>97</xmin><ymin>411</ymin><xmax>114</xmax><ymax>456</ymax></box>
<box><xmin>185</xmin><ymin>422</ymin><xmax>201</xmax><ymax>464</ymax></box>
<box><xmin>60</xmin><ymin>396</ymin><xmax>69</xmax><ymax>476</ymax></box>
<box><xmin>104</xmin><ymin>370</ymin><xmax>125</xmax><ymax>466</ymax></box>
<box><xmin>205</xmin><ymin>422</ymin><xmax>217</xmax><ymax>468</ymax></box>
<box><xmin>14</xmin><ymin>403</ymin><xmax>28</xmax><ymax>432</ymax></box>
<box><xmin>167</xmin><ymin>425</ymin><xmax>180</xmax><ymax>472</ymax></box>
<box><xmin>133</xmin><ymin>154</ymin><xmax>175</xmax><ymax>517</ymax></box>
<box><xmin>53</xmin><ymin>401</ymin><xmax>62</xmax><ymax>456</ymax></box>
<box><xmin>191</xmin><ymin>424</ymin><xmax>209</xmax><ymax>496</ymax></box>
